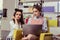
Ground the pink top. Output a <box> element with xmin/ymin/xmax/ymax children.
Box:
<box><xmin>28</xmin><ymin>16</ymin><xmax>47</xmax><ymax>31</ymax></box>
<box><xmin>30</xmin><ymin>17</ymin><xmax>44</xmax><ymax>25</ymax></box>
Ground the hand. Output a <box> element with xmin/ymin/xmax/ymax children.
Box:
<box><xmin>12</xmin><ymin>16</ymin><xmax>18</xmax><ymax>24</ymax></box>
<box><xmin>21</xmin><ymin>37</ymin><xmax>28</xmax><ymax>40</ymax></box>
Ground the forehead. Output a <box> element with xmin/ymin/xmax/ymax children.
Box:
<box><xmin>33</xmin><ymin>8</ymin><xmax>38</xmax><ymax>11</ymax></box>
<box><xmin>16</xmin><ymin>11</ymin><xmax>21</xmax><ymax>14</ymax></box>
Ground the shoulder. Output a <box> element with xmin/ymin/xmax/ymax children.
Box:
<box><xmin>29</xmin><ymin>18</ymin><xmax>32</xmax><ymax>20</ymax></box>
<box><xmin>10</xmin><ymin>20</ymin><xmax>14</xmax><ymax>24</ymax></box>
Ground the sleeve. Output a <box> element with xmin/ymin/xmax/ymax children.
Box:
<box><xmin>7</xmin><ymin>21</ymin><xmax>19</xmax><ymax>37</ymax></box>
<box><xmin>10</xmin><ymin>21</ymin><xmax>19</xmax><ymax>30</ymax></box>
<box><xmin>27</xmin><ymin>18</ymin><xmax>32</xmax><ymax>24</ymax></box>
<box><xmin>42</xmin><ymin>18</ymin><xmax>48</xmax><ymax>31</ymax></box>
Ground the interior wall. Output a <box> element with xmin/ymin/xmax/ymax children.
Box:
<box><xmin>1</xmin><ymin>0</ymin><xmax>15</xmax><ymax>30</ymax></box>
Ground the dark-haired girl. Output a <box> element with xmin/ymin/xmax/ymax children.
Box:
<box><xmin>7</xmin><ymin>9</ymin><xmax>24</xmax><ymax>40</ymax></box>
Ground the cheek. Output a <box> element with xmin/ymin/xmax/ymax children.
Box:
<box><xmin>36</xmin><ymin>12</ymin><xmax>40</xmax><ymax>15</ymax></box>
<box><xmin>15</xmin><ymin>15</ymin><xmax>21</xmax><ymax>18</ymax></box>
<box><xmin>15</xmin><ymin>15</ymin><xmax>18</xmax><ymax>18</ymax></box>
<box><xmin>18</xmin><ymin>16</ymin><xmax>21</xmax><ymax>19</ymax></box>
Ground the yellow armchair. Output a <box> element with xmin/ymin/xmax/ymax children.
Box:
<box><xmin>40</xmin><ymin>33</ymin><xmax>53</xmax><ymax>40</ymax></box>
<box><xmin>12</xmin><ymin>19</ymin><xmax>58</xmax><ymax>40</ymax></box>
<box><xmin>48</xmin><ymin>20</ymin><xmax>58</xmax><ymax>27</ymax></box>
<box><xmin>39</xmin><ymin>19</ymin><xmax>58</xmax><ymax>40</ymax></box>
<box><xmin>13</xmin><ymin>20</ymin><xmax>57</xmax><ymax>40</ymax></box>
<box><xmin>12</xmin><ymin>29</ymin><xmax>53</xmax><ymax>40</ymax></box>
<box><xmin>12</xmin><ymin>29</ymin><xmax>22</xmax><ymax>40</ymax></box>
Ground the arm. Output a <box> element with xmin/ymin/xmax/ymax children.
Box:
<box><xmin>42</xmin><ymin>18</ymin><xmax>48</xmax><ymax>32</ymax></box>
<box><xmin>10</xmin><ymin>21</ymin><xmax>19</xmax><ymax>30</ymax></box>
<box><xmin>7</xmin><ymin>21</ymin><xmax>19</xmax><ymax>38</ymax></box>
<box><xmin>27</xmin><ymin>18</ymin><xmax>32</xmax><ymax>24</ymax></box>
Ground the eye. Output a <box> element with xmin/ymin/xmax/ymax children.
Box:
<box><xmin>16</xmin><ymin>14</ymin><xmax>21</xmax><ymax>16</ymax></box>
<box><xmin>33</xmin><ymin>11</ymin><xmax>38</xmax><ymax>12</ymax></box>
<box><xmin>19</xmin><ymin>14</ymin><xmax>21</xmax><ymax>16</ymax></box>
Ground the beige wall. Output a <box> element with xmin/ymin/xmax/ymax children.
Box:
<box><xmin>1</xmin><ymin>0</ymin><xmax>15</xmax><ymax>30</ymax></box>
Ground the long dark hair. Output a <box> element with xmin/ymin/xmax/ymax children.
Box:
<box><xmin>33</xmin><ymin>3</ymin><xmax>43</xmax><ymax>17</ymax></box>
<box><xmin>13</xmin><ymin>8</ymin><xmax>24</xmax><ymax>25</ymax></box>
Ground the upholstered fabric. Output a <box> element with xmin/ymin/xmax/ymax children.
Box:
<box><xmin>12</xmin><ymin>29</ymin><xmax>22</xmax><ymax>40</ymax></box>
<box><xmin>48</xmin><ymin>20</ymin><xmax>58</xmax><ymax>27</ymax></box>
<box><xmin>40</xmin><ymin>33</ymin><xmax>53</xmax><ymax>40</ymax></box>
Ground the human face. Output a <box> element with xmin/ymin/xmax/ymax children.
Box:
<box><xmin>15</xmin><ymin>11</ymin><xmax>21</xmax><ymax>20</ymax></box>
<box><xmin>33</xmin><ymin>8</ymin><xmax>40</xmax><ymax>17</ymax></box>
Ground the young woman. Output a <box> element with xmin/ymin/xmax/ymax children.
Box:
<box><xmin>7</xmin><ymin>8</ymin><xmax>24</xmax><ymax>40</ymax></box>
<box><xmin>22</xmin><ymin>4</ymin><xmax>47</xmax><ymax>40</ymax></box>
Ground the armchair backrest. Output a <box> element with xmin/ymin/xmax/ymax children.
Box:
<box><xmin>47</xmin><ymin>20</ymin><xmax>58</xmax><ymax>32</ymax></box>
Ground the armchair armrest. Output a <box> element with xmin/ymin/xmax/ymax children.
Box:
<box><xmin>12</xmin><ymin>29</ymin><xmax>22</xmax><ymax>40</ymax></box>
<box><xmin>40</xmin><ymin>33</ymin><xmax>53</xmax><ymax>40</ymax></box>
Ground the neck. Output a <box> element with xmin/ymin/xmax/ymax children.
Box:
<box><xmin>17</xmin><ymin>19</ymin><xmax>20</xmax><ymax>24</ymax></box>
<box><xmin>36</xmin><ymin>16</ymin><xmax>40</xmax><ymax>18</ymax></box>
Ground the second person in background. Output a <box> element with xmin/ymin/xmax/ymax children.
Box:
<box><xmin>22</xmin><ymin>3</ymin><xmax>47</xmax><ymax>40</ymax></box>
